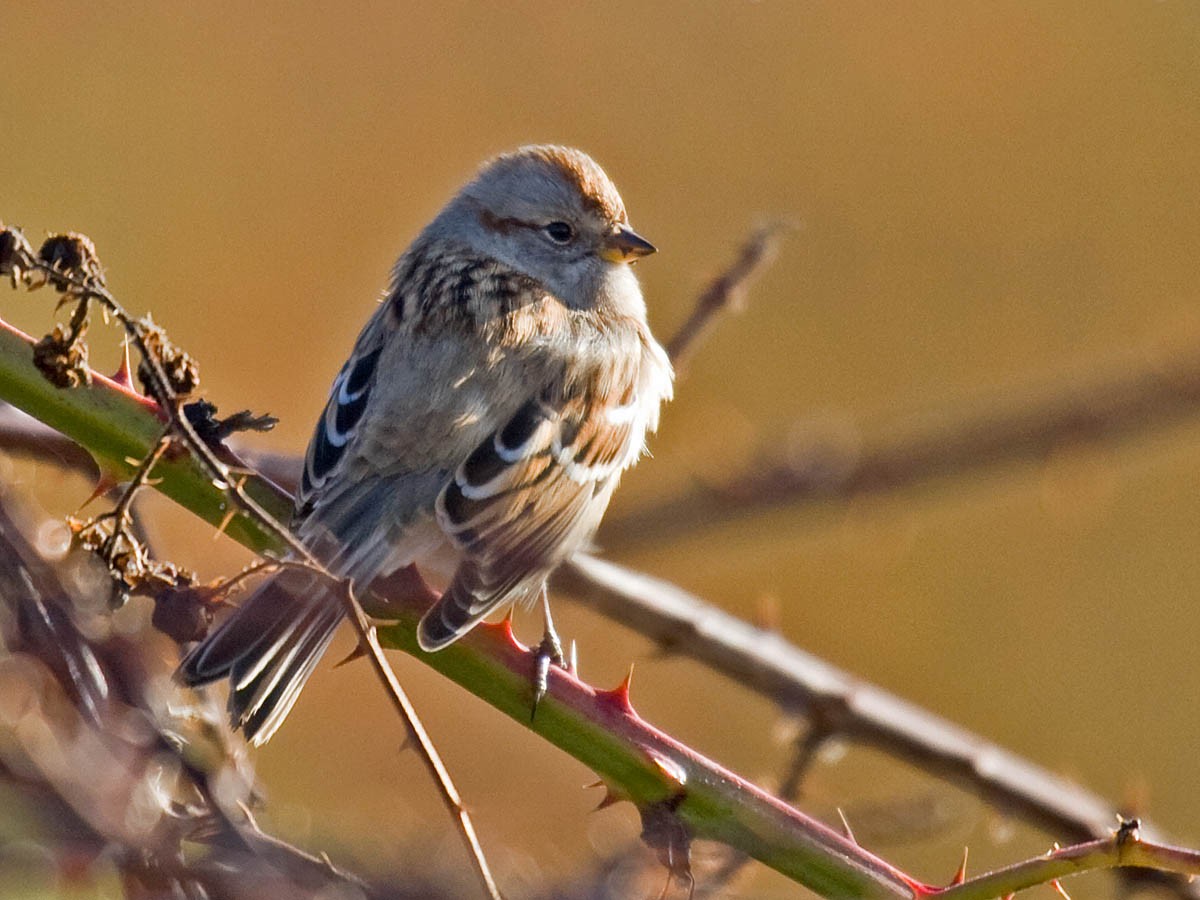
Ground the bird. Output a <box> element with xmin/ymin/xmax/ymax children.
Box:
<box><xmin>178</xmin><ymin>145</ymin><xmax>674</xmax><ymax>745</ymax></box>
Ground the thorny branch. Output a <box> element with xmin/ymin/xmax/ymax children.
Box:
<box><xmin>555</xmin><ymin>554</ymin><xmax>1200</xmax><ymax>899</ymax></box>
<box><xmin>2</xmin><ymin>222</ymin><xmax>1200</xmax><ymax>897</ymax></box>
<box><xmin>0</xmin><ymin>225</ymin><xmax>504</xmax><ymax>900</ymax></box>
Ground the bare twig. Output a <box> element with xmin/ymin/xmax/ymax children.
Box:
<box><xmin>605</xmin><ymin>347</ymin><xmax>1200</xmax><ymax>548</ymax></box>
<box><xmin>666</xmin><ymin>222</ymin><xmax>788</xmax><ymax>374</ymax></box>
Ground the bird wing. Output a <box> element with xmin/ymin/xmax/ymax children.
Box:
<box><xmin>296</xmin><ymin>321</ymin><xmax>386</xmax><ymax>520</ymax></box>
<box><xmin>417</xmin><ymin>375</ymin><xmax>648</xmax><ymax>650</ymax></box>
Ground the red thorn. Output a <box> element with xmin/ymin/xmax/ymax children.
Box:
<box><xmin>586</xmin><ymin>780</ymin><xmax>623</xmax><ymax>811</ymax></box>
<box><xmin>111</xmin><ymin>340</ymin><xmax>136</xmax><ymax>390</ymax></box>
<box><xmin>1051</xmin><ymin>880</ymin><xmax>1072</xmax><ymax>900</ymax></box>
<box><xmin>950</xmin><ymin>846</ymin><xmax>968</xmax><ymax>886</ymax></box>
<box><xmin>594</xmin><ymin>788</ymin><xmax>622</xmax><ymax>811</ymax></box>
<box><xmin>80</xmin><ymin>473</ymin><xmax>119</xmax><ymax>509</ymax></box>
<box><xmin>477</xmin><ymin>613</ymin><xmax>522</xmax><ymax>649</ymax></box>
<box><xmin>594</xmin><ymin>663</ymin><xmax>636</xmax><ymax>713</ymax></box>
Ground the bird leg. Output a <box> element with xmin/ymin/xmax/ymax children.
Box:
<box><xmin>531</xmin><ymin>585</ymin><xmax>566</xmax><ymax>721</ymax></box>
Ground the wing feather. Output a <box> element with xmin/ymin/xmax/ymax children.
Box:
<box><xmin>297</xmin><ymin>333</ymin><xmax>385</xmax><ymax>516</ymax></box>
<box><xmin>417</xmin><ymin>375</ymin><xmax>649</xmax><ymax>651</ymax></box>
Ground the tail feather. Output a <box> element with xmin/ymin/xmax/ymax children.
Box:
<box><xmin>416</xmin><ymin>562</ymin><xmax>539</xmax><ymax>652</ymax></box>
<box><xmin>178</xmin><ymin>571</ymin><xmax>342</xmax><ymax>746</ymax></box>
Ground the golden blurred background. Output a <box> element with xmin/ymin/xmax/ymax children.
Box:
<box><xmin>5</xmin><ymin>3</ymin><xmax>1200</xmax><ymax>897</ymax></box>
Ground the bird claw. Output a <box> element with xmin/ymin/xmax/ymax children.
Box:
<box><xmin>530</xmin><ymin>626</ymin><xmax>566</xmax><ymax>722</ymax></box>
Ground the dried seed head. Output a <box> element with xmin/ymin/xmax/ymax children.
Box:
<box><xmin>33</xmin><ymin>322</ymin><xmax>92</xmax><ymax>388</ymax></box>
<box><xmin>137</xmin><ymin>318</ymin><xmax>201</xmax><ymax>398</ymax></box>
<box><xmin>38</xmin><ymin>232</ymin><xmax>105</xmax><ymax>292</ymax></box>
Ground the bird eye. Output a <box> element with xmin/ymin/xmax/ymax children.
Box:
<box><xmin>544</xmin><ymin>221</ymin><xmax>574</xmax><ymax>244</ymax></box>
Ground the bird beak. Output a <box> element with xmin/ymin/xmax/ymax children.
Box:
<box><xmin>600</xmin><ymin>225</ymin><xmax>657</xmax><ymax>264</ymax></box>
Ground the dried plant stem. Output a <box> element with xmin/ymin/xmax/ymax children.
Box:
<box><xmin>350</xmin><ymin>609</ymin><xmax>502</xmax><ymax>900</ymax></box>
<box><xmin>606</xmin><ymin>348</ymin><xmax>1200</xmax><ymax>548</ymax></box>
<box><xmin>665</xmin><ymin>222</ymin><xmax>787</xmax><ymax>374</ymax></box>
<box><xmin>1</xmin><ymin>242</ymin><xmax>505</xmax><ymax>900</ymax></box>
<box><xmin>0</xmin><ymin>489</ymin><xmax>374</xmax><ymax>897</ymax></box>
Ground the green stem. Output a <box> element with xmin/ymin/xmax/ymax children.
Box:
<box><xmin>0</xmin><ymin>319</ymin><xmax>291</xmax><ymax>551</ymax></box>
<box><xmin>4</xmin><ymin>313</ymin><xmax>1198</xmax><ymax>899</ymax></box>
<box><xmin>0</xmin><ymin>313</ymin><xmax>913</xmax><ymax>898</ymax></box>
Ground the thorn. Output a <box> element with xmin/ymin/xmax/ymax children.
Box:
<box><xmin>601</xmin><ymin>663</ymin><xmax>636</xmax><ymax>712</ymax></box>
<box><xmin>478</xmin><ymin>611</ymin><xmax>521</xmax><ymax>648</ymax></box>
<box><xmin>111</xmin><ymin>338</ymin><xmax>135</xmax><ymax>389</ymax></box>
<box><xmin>950</xmin><ymin>846</ymin><xmax>968</xmax><ymax>886</ymax></box>
<box><xmin>1050</xmin><ymin>878</ymin><xmax>1072</xmax><ymax>900</ymax></box>
<box><xmin>214</xmin><ymin>507</ymin><xmax>237</xmax><ymax>539</ymax></box>
<box><xmin>585</xmin><ymin>779</ymin><xmax>625</xmax><ymax>811</ymax></box>
<box><xmin>333</xmin><ymin>644</ymin><xmax>368</xmax><ymax>669</ymax></box>
<box><xmin>836</xmin><ymin>807</ymin><xmax>858</xmax><ymax>845</ymax></box>
<box><xmin>594</xmin><ymin>788</ymin><xmax>622</xmax><ymax>811</ymax></box>
<box><xmin>80</xmin><ymin>473</ymin><xmax>119</xmax><ymax>509</ymax></box>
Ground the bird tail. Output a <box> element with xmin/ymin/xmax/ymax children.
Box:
<box><xmin>417</xmin><ymin>561</ymin><xmax>538</xmax><ymax>652</ymax></box>
<box><xmin>177</xmin><ymin>569</ymin><xmax>341</xmax><ymax>746</ymax></box>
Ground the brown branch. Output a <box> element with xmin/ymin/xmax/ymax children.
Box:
<box><xmin>665</xmin><ymin>221</ymin><xmax>788</xmax><ymax>374</ymax></box>
<box><xmin>604</xmin><ymin>348</ymin><xmax>1200</xmax><ymax>548</ymax></box>
<box><xmin>0</xmin><ymin>401</ymin><xmax>100</xmax><ymax>475</ymax></box>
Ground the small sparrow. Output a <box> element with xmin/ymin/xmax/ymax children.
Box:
<box><xmin>179</xmin><ymin>145</ymin><xmax>673</xmax><ymax>745</ymax></box>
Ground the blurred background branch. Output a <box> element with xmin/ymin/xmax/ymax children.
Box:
<box><xmin>4</xmin><ymin>220</ymin><xmax>1200</xmax><ymax>897</ymax></box>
